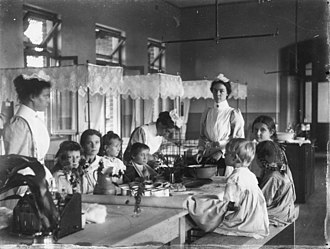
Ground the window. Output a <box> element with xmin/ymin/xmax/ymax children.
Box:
<box><xmin>148</xmin><ymin>39</ymin><xmax>165</xmax><ymax>73</ymax></box>
<box><xmin>23</xmin><ymin>5</ymin><xmax>61</xmax><ymax>67</ymax></box>
<box><xmin>95</xmin><ymin>25</ymin><xmax>126</xmax><ymax>66</ymax></box>
<box><xmin>23</xmin><ymin>7</ymin><xmax>77</xmax><ymax>135</ymax></box>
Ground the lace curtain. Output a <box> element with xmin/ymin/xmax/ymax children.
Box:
<box><xmin>0</xmin><ymin>63</ymin><xmax>123</xmax><ymax>102</ymax></box>
<box><xmin>121</xmin><ymin>73</ymin><xmax>184</xmax><ymax>100</ymax></box>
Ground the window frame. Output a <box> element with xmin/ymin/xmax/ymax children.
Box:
<box><xmin>23</xmin><ymin>5</ymin><xmax>61</xmax><ymax>67</ymax></box>
<box><xmin>95</xmin><ymin>24</ymin><xmax>126</xmax><ymax>66</ymax></box>
<box><xmin>148</xmin><ymin>39</ymin><xmax>166</xmax><ymax>73</ymax></box>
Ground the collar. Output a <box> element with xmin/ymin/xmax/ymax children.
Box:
<box><xmin>147</xmin><ymin>122</ymin><xmax>158</xmax><ymax>136</ymax></box>
<box><xmin>16</xmin><ymin>104</ymin><xmax>38</xmax><ymax>118</ymax></box>
<box><xmin>105</xmin><ymin>156</ymin><xmax>115</xmax><ymax>162</ymax></box>
<box><xmin>213</xmin><ymin>100</ymin><xmax>230</xmax><ymax>109</ymax></box>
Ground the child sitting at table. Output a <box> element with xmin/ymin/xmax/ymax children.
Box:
<box><xmin>256</xmin><ymin>140</ymin><xmax>296</xmax><ymax>226</ymax></box>
<box><xmin>52</xmin><ymin>141</ymin><xmax>82</xmax><ymax>194</ymax></box>
<box><xmin>124</xmin><ymin>142</ymin><xmax>158</xmax><ymax>182</ymax></box>
<box><xmin>249</xmin><ymin>115</ymin><xmax>277</xmax><ymax>181</ymax></box>
<box><xmin>93</xmin><ymin>131</ymin><xmax>126</xmax><ymax>194</ymax></box>
<box><xmin>186</xmin><ymin>138</ymin><xmax>269</xmax><ymax>239</ymax></box>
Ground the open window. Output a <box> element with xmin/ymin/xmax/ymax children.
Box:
<box><xmin>23</xmin><ymin>5</ymin><xmax>61</xmax><ymax>67</ymax></box>
<box><xmin>148</xmin><ymin>39</ymin><xmax>165</xmax><ymax>73</ymax></box>
<box><xmin>95</xmin><ymin>24</ymin><xmax>126</xmax><ymax>66</ymax></box>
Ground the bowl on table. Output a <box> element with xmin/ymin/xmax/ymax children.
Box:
<box><xmin>187</xmin><ymin>164</ymin><xmax>217</xmax><ymax>179</ymax></box>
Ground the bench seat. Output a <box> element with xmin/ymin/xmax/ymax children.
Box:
<box><xmin>188</xmin><ymin>205</ymin><xmax>299</xmax><ymax>249</ymax></box>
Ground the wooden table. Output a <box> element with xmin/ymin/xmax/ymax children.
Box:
<box><xmin>0</xmin><ymin>177</ymin><xmax>227</xmax><ymax>248</ymax></box>
<box><xmin>59</xmin><ymin>205</ymin><xmax>189</xmax><ymax>247</ymax></box>
<box><xmin>0</xmin><ymin>205</ymin><xmax>190</xmax><ymax>248</ymax></box>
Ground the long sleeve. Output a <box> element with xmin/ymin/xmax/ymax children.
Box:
<box><xmin>260</xmin><ymin>175</ymin><xmax>279</xmax><ymax>206</ymax></box>
<box><xmin>198</xmin><ymin>108</ymin><xmax>211</xmax><ymax>152</ymax></box>
<box><xmin>230</xmin><ymin>108</ymin><xmax>245</xmax><ymax>138</ymax></box>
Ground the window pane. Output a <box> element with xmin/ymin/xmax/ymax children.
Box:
<box><xmin>95</xmin><ymin>26</ymin><xmax>124</xmax><ymax>65</ymax></box>
<box><xmin>51</xmin><ymin>90</ymin><xmax>77</xmax><ymax>133</ymax></box>
<box><xmin>317</xmin><ymin>82</ymin><xmax>330</xmax><ymax>123</ymax></box>
<box><xmin>24</xmin><ymin>18</ymin><xmax>43</xmax><ymax>44</ymax></box>
<box><xmin>26</xmin><ymin>56</ymin><xmax>45</xmax><ymax>67</ymax></box>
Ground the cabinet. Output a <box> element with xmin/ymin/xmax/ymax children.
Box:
<box><xmin>283</xmin><ymin>143</ymin><xmax>315</xmax><ymax>203</ymax></box>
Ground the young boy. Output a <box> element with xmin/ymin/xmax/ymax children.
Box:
<box><xmin>124</xmin><ymin>142</ymin><xmax>158</xmax><ymax>182</ymax></box>
<box><xmin>52</xmin><ymin>141</ymin><xmax>82</xmax><ymax>194</ymax></box>
<box><xmin>186</xmin><ymin>138</ymin><xmax>269</xmax><ymax>239</ymax></box>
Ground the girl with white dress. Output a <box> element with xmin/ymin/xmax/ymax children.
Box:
<box><xmin>186</xmin><ymin>138</ymin><xmax>269</xmax><ymax>239</ymax></box>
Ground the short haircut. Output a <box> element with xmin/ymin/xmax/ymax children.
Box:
<box><xmin>14</xmin><ymin>75</ymin><xmax>51</xmax><ymax>103</ymax></box>
<box><xmin>252</xmin><ymin>115</ymin><xmax>277</xmax><ymax>140</ymax></box>
<box><xmin>226</xmin><ymin>138</ymin><xmax>256</xmax><ymax>166</ymax></box>
<box><xmin>130</xmin><ymin>142</ymin><xmax>150</xmax><ymax>158</ymax></box>
<box><xmin>80</xmin><ymin>129</ymin><xmax>102</xmax><ymax>147</ymax></box>
<box><xmin>210</xmin><ymin>80</ymin><xmax>232</xmax><ymax>98</ymax></box>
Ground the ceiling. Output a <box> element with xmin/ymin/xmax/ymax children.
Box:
<box><xmin>164</xmin><ymin>0</ymin><xmax>262</xmax><ymax>8</ymax></box>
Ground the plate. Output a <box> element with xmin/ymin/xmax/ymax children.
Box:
<box><xmin>183</xmin><ymin>178</ymin><xmax>212</xmax><ymax>188</ymax></box>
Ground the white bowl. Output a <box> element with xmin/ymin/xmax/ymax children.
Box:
<box><xmin>277</xmin><ymin>132</ymin><xmax>295</xmax><ymax>141</ymax></box>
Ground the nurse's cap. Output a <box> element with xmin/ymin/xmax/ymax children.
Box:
<box><xmin>169</xmin><ymin>109</ymin><xmax>183</xmax><ymax>129</ymax></box>
<box><xmin>22</xmin><ymin>70</ymin><xmax>51</xmax><ymax>82</ymax></box>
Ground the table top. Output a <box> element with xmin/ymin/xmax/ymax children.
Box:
<box><xmin>0</xmin><ymin>205</ymin><xmax>188</xmax><ymax>247</ymax></box>
<box><xmin>0</xmin><ymin>176</ymin><xmax>226</xmax><ymax>247</ymax></box>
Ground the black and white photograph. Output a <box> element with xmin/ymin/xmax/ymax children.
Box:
<box><xmin>0</xmin><ymin>0</ymin><xmax>329</xmax><ymax>248</ymax></box>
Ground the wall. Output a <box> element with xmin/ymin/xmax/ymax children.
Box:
<box><xmin>0</xmin><ymin>0</ymin><xmax>181</xmax><ymax>73</ymax></box>
<box><xmin>0</xmin><ymin>0</ymin><xmax>24</xmax><ymax>68</ymax></box>
<box><xmin>179</xmin><ymin>0</ymin><xmax>328</xmax><ymax>138</ymax></box>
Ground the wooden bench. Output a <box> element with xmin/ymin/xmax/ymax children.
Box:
<box><xmin>187</xmin><ymin>205</ymin><xmax>299</xmax><ymax>249</ymax></box>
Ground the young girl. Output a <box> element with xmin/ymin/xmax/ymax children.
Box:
<box><xmin>250</xmin><ymin>115</ymin><xmax>278</xmax><ymax>180</ymax></box>
<box><xmin>79</xmin><ymin>129</ymin><xmax>109</xmax><ymax>194</ymax></box>
<box><xmin>186</xmin><ymin>138</ymin><xmax>269</xmax><ymax>239</ymax></box>
<box><xmin>52</xmin><ymin>141</ymin><xmax>82</xmax><ymax>194</ymax></box>
<box><xmin>98</xmin><ymin>131</ymin><xmax>126</xmax><ymax>185</ymax></box>
<box><xmin>256</xmin><ymin>140</ymin><xmax>296</xmax><ymax>226</ymax></box>
<box><xmin>124</xmin><ymin>142</ymin><xmax>158</xmax><ymax>182</ymax></box>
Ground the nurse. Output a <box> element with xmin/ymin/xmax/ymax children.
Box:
<box><xmin>123</xmin><ymin>111</ymin><xmax>180</xmax><ymax>167</ymax></box>
<box><xmin>2</xmin><ymin>73</ymin><xmax>53</xmax><ymax>207</ymax></box>
<box><xmin>195</xmin><ymin>73</ymin><xmax>245</xmax><ymax>175</ymax></box>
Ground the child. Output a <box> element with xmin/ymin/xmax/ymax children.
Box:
<box><xmin>256</xmin><ymin>140</ymin><xmax>296</xmax><ymax>226</ymax></box>
<box><xmin>100</xmin><ymin>131</ymin><xmax>126</xmax><ymax>184</ymax></box>
<box><xmin>124</xmin><ymin>142</ymin><xmax>158</xmax><ymax>182</ymax></box>
<box><xmin>52</xmin><ymin>141</ymin><xmax>82</xmax><ymax>194</ymax></box>
<box><xmin>186</xmin><ymin>138</ymin><xmax>269</xmax><ymax>239</ymax></box>
<box><xmin>250</xmin><ymin>115</ymin><xmax>278</xmax><ymax>180</ymax></box>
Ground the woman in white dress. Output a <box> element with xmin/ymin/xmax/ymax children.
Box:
<box><xmin>2</xmin><ymin>73</ymin><xmax>53</xmax><ymax>208</ymax></box>
<box><xmin>195</xmin><ymin>74</ymin><xmax>245</xmax><ymax>175</ymax></box>
<box><xmin>123</xmin><ymin>111</ymin><xmax>178</xmax><ymax>166</ymax></box>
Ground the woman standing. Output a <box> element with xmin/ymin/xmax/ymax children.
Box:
<box><xmin>195</xmin><ymin>74</ymin><xmax>245</xmax><ymax>175</ymax></box>
<box><xmin>123</xmin><ymin>111</ymin><xmax>179</xmax><ymax>167</ymax></box>
<box><xmin>2</xmin><ymin>73</ymin><xmax>53</xmax><ymax>208</ymax></box>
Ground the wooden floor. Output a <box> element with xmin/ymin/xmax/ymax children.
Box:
<box><xmin>295</xmin><ymin>153</ymin><xmax>327</xmax><ymax>246</ymax></box>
